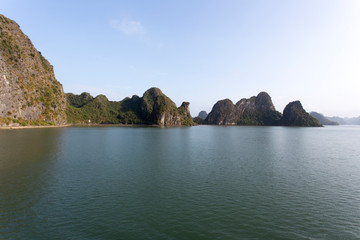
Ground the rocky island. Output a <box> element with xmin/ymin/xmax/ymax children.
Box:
<box><xmin>204</xmin><ymin>93</ymin><xmax>321</xmax><ymax>127</ymax></box>
<box><xmin>280</xmin><ymin>101</ymin><xmax>321</xmax><ymax>127</ymax></box>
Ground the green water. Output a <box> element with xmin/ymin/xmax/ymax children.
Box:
<box><xmin>0</xmin><ymin>126</ymin><xmax>359</xmax><ymax>239</ymax></box>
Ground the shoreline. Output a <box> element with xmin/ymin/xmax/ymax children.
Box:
<box><xmin>0</xmin><ymin>123</ymin><xmax>194</xmax><ymax>130</ymax></box>
<box><xmin>1</xmin><ymin>123</ymin><xmax>344</xmax><ymax>130</ymax></box>
<box><xmin>0</xmin><ymin>124</ymin><xmax>73</xmax><ymax>130</ymax></box>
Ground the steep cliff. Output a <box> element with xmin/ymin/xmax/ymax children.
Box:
<box><xmin>206</xmin><ymin>92</ymin><xmax>281</xmax><ymax>125</ymax></box>
<box><xmin>66</xmin><ymin>87</ymin><xmax>194</xmax><ymax>126</ymax></box>
<box><xmin>206</xmin><ymin>99</ymin><xmax>238</xmax><ymax>125</ymax></box>
<box><xmin>0</xmin><ymin>14</ymin><xmax>67</xmax><ymax>126</ymax></box>
<box><xmin>141</xmin><ymin>87</ymin><xmax>180</xmax><ymax>125</ymax></box>
<box><xmin>281</xmin><ymin>101</ymin><xmax>322</xmax><ymax>127</ymax></box>
<box><xmin>139</xmin><ymin>87</ymin><xmax>194</xmax><ymax>125</ymax></box>
<box><xmin>235</xmin><ymin>92</ymin><xmax>281</xmax><ymax>125</ymax></box>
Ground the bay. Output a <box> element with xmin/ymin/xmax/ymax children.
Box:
<box><xmin>0</xmin><ymin>126</ymin><xmax>359</xmax><ymax>239</ymax></box>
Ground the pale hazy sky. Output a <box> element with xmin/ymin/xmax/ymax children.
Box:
<box><xmin>1</xmin><ymin>0</ymin><xmax>360</xmax><ymax>117</ymax></box>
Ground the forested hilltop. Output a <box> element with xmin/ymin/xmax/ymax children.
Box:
<box><xmin>66</xmin><ymin>88</ymin><xmax>194</xmax><ymax>126</ymax></box>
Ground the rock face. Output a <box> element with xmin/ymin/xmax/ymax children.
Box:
<box><xmin>310</xmin><ymin>112</ymin><xmax>339</xmax><ymax>125</ymax></box>
<box><xmin>281</xmin><ymin>101</ymin><xmax>321</xmax><ymax>127</ymax></box>
<box><xmin>206</xmin><ymin>92</ymin><xmax>281</xmax><ymax>125</ymax></box>
<box><xmin>0</xmin><ymin>14</ymin><xmax>67</xmax><ymax>126</ymax></box>
<box><xmin>141</xmin><ymin>87</ymin><xmax>193</xmax><ymax>125</ymax></box>
<box><xmin>66</xmin><ymin>87</ymin><xmax>194</xmax><ymax>126</ymax></box>
<box><xmin>206</xmin><ymin>99</ymin><xmax>238</xmax><ymax>125</ymax></box>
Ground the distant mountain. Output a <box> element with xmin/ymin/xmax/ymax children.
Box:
<box><xmin>345</xmin><ymin>117</ymin><xmax>360</xmax><ymax>125</ymax></box>
<box><xmin>280</xmin><ymin>101</ymin><xmax>321</xmax><ymax>127</ymax></box>
<box><xmin>310</xmin><ymin>112</ymin><xmax>339</xmax><ymax>125</ymax></box>
<box><xmin>193</xmin><ymin>111</ymin><xmax>208</xmax><ymax>124</ymax></box>
<box><xmin>326</xmin><ymin>116</ymin><xmax>360</xmax><ymax>125</ymax></box>
<box><xmin>66</xmin><ymin>87</ymin><xmax>194</xmax><ymax>126</ymax></box>
<box><xmin>197</xmin><ymin>111</ymin><xmax>208</xmax><ymax>120</ymax></box>
<box><xmin>326</xmin><ymin>116</ymin><xmax>346</xmax><ymax>125</ymax></box>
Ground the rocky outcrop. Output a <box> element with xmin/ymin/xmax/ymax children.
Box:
<box><xmin>206</xmin><ymin>92</ymin><xmax>281</xmax><ymax>125</ymax></box>
<box><xmin>140</xmin><ymin>88</ymin><xmax>190</xmax><ymax>125</ymax></box>
<box><xmin>281</xmin><ymin>101</ymin><xmax>322</xmax><ymax>127</ymax></box>
<box><xmin>178</xmin><ymin>101</ymin><xmax>194</xmax><ymax>125</ymax></box>
<box><xmin>141</xmin><ymin>87</ymin><xmax>177</xmax><ymax>125</ymax></box>
<box><xmin>140</xmin><ymin>88</ymin><xmax>194</xmax><ymax>125</ymax></box>
<box><xmin>310</xmin><ymin>112</ymin><xmax>339</xmax><ymax>125</ymax></box>
<box><xmin>206</xmin><ymin>99</ymin><xmax>238</xmax><ymax>125</ymax></box>
<box><xmin>0</xmin><ymin>14</ymin><xmax>67</xmax><ymax>126</ymax></box>
<box><xmin>66</xmin><ymin>87</ymin><xmax>194</xmax><ymax>126</ymax></box>
<box><xmin>235</xmin><ymin>92</ymin><xmax>281</xmax><ymax>125</ymax></box>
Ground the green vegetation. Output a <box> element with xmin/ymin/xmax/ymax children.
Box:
<box><xmin>39</xmin><ymin>53</ymin><xmax>49</xmax><ymax>71</ymax></box>
<box><xmin>237</xmin><ymin>111</ymin><xmax>261</xmax><ymax>125</ymax></box>
<box><xmin>0</xmin><ymin>117</ymin><xmax>56</xmax><ymax>126</ymax></box>
<box><xmin>237</xmin><ymin>110</ymin><xmax>282</xmax><ymax>126</ymax></box>
<box><xmin>193</xmin><ymin>117</ymin><xmax>205</xmax><ymax>124</ymax></box>
<box><xmin>141</xmin><ymin>87</ymin><xmax>179</xmax><ymax>122</ymax></box>
<box><xmin>66</xmin><ymin>93</ymin><xmax>146</xmax><ymax>124</ymax></box>
<box><xmin>181</xmin><ymin>115</ymin><xmax>195</xmax><ymax>125</ymax></box>
<box><xmin>178</xmin><ymin>103</ymin><xmax>194</xmax><ymax>126</ymax></box>
<box><xmin>66</xmin><ymin>88</ymin><xmax>194</xmax><ymax>126</ymax></box>
<box><xmin>66</xmin><ymin>94</ymin><xmax>124</xmax><ymax>124</ymax></box>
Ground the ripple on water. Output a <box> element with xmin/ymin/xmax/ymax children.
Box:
<box><xmin>0</xmin><ymin>126</ymin><xmax>360</xmax><ymax>239</ymax></box>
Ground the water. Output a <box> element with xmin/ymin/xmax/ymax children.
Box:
<box><xmin>0</xmin><ymin>126</ymin><xmax>359</xmax><ymax>240</ymax></box>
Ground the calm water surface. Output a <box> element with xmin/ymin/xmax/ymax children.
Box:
<box><xmin>0</xmin><ymin>126</ymin><xmax>359</xmax><ymax>239</ymax></box>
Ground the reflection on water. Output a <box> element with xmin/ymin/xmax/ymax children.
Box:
<box><xmin>0</xmin><ymin>126</ymin><xmax>360</xmax><ymax>240</ymax></box>
<box><xmin>0</xmin><ymin>129</ymin><xmax>64</xmax><ymax>239</ymax></box>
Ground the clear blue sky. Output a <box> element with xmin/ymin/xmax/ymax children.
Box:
<box><xmin>1</xmin><ymin>0</ymin><xmax>360</xmax><ymax>117</ymax></box>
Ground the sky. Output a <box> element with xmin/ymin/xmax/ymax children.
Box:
<box><xmin>1</xmin><ymin>0</ymin><xmax>360</xmax><ymax>117</ymax></box>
